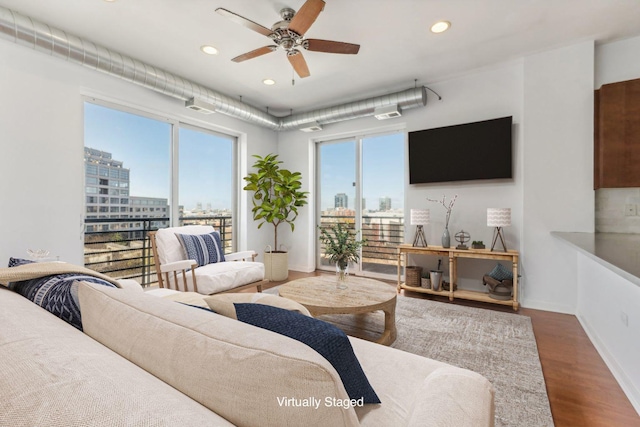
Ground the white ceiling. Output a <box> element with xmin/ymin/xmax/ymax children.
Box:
<box><xmin>2</xmin><ymin>0</ymin><xmax>640</xmax><ymax>116</ymax></box>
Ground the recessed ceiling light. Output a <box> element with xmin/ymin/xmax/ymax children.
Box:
<box><xmin>263</xmin><ymin>79</ymin><xmax>276</xmax><ymax>86</ymax></box>
<box><xmin>430</xmin><ymin>21</ymin><xmax>451</xmax><ymax>34</ymax></box>
<box><xmin>103</xmin><ymin>0</ymin><xmax>117</xmax><ymax>2</ymax></box>
<box><xmin>200</xmin><ymin>45</ymin><xmax>219</xmax><ymax>55</ymax></box>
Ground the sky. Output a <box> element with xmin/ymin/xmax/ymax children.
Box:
<box><xmin>84</xmin><ymin>102</ymin><xmax>232</xmax><ymax>210</ymax></box>
<box><xmin>319</xmin><ymin>133</ymin><xmax>404</xmax><ymax>212</ymax></box>
<box><xmin>85</xmin><ymin>102</ymin><xmax>403</xmax><ymax>213</ymax></box>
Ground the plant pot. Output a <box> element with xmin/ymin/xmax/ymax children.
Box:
<box><xmin>472</xmin><ymin>244</ymin><xmax>486</xmax><ymax>250</ymax></box>
<box><xmin>430</xmin><ymin>270</ymin><xmax>443</xmax><ymax>291</ymax></box>
<box><xmin>263</xmin><ymin>251</ymin><xmax>288</xmax><ymax>281</ymax></box>
<box><xmin>421</xmin><ymin>277</ymin><xmax>431</xmax><ymax>289</ymax></box>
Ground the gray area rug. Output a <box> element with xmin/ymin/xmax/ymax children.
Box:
<box><xmin>313</xmin><ymin>295</ymin><xmax>554</xmax><ymax>427</ymax></box>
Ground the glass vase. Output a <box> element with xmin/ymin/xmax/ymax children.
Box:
<box><xmin>336</xmin><ymin>263</ymin><xmax>349</xmax><ymax>290</ymax></box>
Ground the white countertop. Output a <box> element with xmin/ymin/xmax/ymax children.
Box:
<box><xmin>552</xmin><ymin>232</ymin><xmax>640</xmax><ymax>287</ymax></box>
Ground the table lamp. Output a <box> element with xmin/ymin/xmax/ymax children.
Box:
<box><xmin>487</xmin><ymin>208</ymin><xmax>511</xmax><ymax>252</ymax></box>
<box><xmin>410</xmin><ymin>209</ymin><xmax>429</xmax><ymax>247</ymax></box>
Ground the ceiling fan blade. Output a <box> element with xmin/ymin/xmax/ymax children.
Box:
<box><xmin>306</xmin><ymin>39</ymin><xmax>360</xmax><ymax>54</ymax></box>
<box><xmin>288</xmin><ymin>50</ymin><xmax>310</xmax><ymax>78</ymax></box>
<box><xmin>215</xmin><ymin>8</ymin><xmax>273</xmax><ymax>37</ymax></box>
<box><xmin>288</xmin><ymin>0</ymin><xmax>325</xmax><ymax>36</ymax></box>
<box><xmin>232</xmin><ymin>46</ymin><xmax>278</xmax><ymax>63</ymax></box>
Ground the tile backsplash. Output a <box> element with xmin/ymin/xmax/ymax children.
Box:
<box><xmin>596</xmin><ymin>188</ymin><xmax>640</xmax><ymax>233</ymax></box>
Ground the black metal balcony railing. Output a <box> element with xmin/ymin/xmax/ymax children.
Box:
<box><xmin>84</xmin><ymin>216</ymin><xmax>232</xmax><ymax>286</ymax></box>
<box><xmin>84</xmin><ymin>214</ymin><xmax>404</xmax><ymax>285</ymax></box>
<box><xmin>318</xmin><ymin>215</ymin><xmax>404</xmax><ymax>275</ymax></box>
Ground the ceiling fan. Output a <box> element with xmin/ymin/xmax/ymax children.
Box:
<box><xmin>216</xmin><ymin>0</ymin><xmax>360</xmax><ymax>78</ymax></box>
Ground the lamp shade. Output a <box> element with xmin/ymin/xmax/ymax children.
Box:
<box><xmin>410</xmin><ymin>209</ymin><xmax>430</xmax><ymax>225</ymax></box>
<box><xmin>487</xmin><ymin>208</ymin><xmax>511</xmax><ymax>227</ymax></box>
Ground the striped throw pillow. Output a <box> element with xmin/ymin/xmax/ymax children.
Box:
<box><xmin>175</xmin><ymin>231</ymin><xmax>226</xmax><ymax>267</ymax></box>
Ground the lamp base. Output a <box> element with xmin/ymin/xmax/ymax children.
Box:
<box><xmin>490</xmin><ymin>227</ymin><xmax>508</xmax><ymax>252</ymax></box>
<box><xmin>412</xmin><ymin>225</ymin><xmax>428</xmax><ymax>247</ymax></box>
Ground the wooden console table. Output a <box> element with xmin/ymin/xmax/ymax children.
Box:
<box><xmin>397</xmin><ymin>244</ymin><xmax>520</xmax><ymax>311</ymax></box>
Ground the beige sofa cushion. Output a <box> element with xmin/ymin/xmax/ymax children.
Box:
<box><xmin>0</xmin><ymin>287</ymin><xmax>231</xmax><ymax>427</ymax></box>
<box><xmin>204</xmin><ymin>292</ymin><xmax>311</xmax><ymax>318</ymax></box>
<box><xmin>406</xmin><ymin>366</ymin><xmax>495</xmax><ymax>427</ymax></box>
<box><xmin>349</xmin><ymin>337</ymin><xmax>495</xmax><ymax>427</ymax></box>
<box><xmin>78</xmin><ymin>282</ymin><xmax>360</xmax><ymax>427</ymax></box>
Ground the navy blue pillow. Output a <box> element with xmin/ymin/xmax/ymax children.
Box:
<box><xmin>10</xmin><ymin>274</ymin><xmax>117</xmax><ymax>331</ymax></box>
<box><xmin>234</xmin><ymin>303</ymin><xmax>380</xmax><ymax>404</ymax></box>
<box><xmin>8</xmin><ymin>257</ymin><xmax>35</xmax><ymax>267</ymax></box>
<box><xmin>175</xmin><ymin>231</ymin><xmax>226</xmax><ymax>266</ymax></box>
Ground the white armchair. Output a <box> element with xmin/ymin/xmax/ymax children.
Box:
<box><xmin>149</xmin><ymin>225</ymin><xmax>265</xmax><ymax>295</ymax></box>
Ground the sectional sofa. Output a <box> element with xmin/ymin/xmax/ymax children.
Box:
<box><xmin>0</xmin><ymin>274</ymin><xmax>495</xmax><ymax>426</ymax></box>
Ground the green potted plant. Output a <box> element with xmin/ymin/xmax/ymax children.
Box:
<box><xmin>472</xmin><ymin>240</ymin><xmax>486</xmax><ymax>250</ymax></box>
<box><xmin>243</xmin><ymin>154</ymin><xmax>308</xmax><ymax>281</ymax></box>
<box><xmin>318</xmin><ymin>222</ymin><xmax>366</xmax><ymax>289</ymax></box>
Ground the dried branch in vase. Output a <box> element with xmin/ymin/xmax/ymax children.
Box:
<box><xmin>427</xmin><ymin>194</ymin><xmax>458</xmax><ymax>228</ymax></box>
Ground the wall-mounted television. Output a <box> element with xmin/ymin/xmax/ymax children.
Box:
<box><xmin>408</xmin><ymin>116</ymin><xmax>513</xmax><ymax>184</ymax></box>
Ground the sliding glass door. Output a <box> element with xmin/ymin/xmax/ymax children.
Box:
<box><xmin>360</xmin><ymin>133</ymin><xmax>405</xmax><ymax>275</ymax></box>
<box><xmin>317</xmin><ymin>132</ymin><xmax>404</xmax><ymax>278</ymax></box>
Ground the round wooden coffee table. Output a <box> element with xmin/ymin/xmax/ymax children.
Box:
<box><xmin>278</xmin><ymin>275</ymin><xmax>397</xmax><ymax>346</ymax></box>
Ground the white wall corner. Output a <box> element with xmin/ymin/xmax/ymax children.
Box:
<box><xmin>521</xmin><ymin>40</ymin><xmax>595</xmax><ymax>311</ymax></box>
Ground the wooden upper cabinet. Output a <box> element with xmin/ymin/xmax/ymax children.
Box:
<box><xmin>594</xmin><ymin>78</ymin><xmax>640</xmax><ymax>189</ymax></box>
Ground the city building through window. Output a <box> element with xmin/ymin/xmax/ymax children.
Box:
<box><xmin>83</xmin><ymin>101</ymin><xmax>236</xmax><ymax>284</ymax></box>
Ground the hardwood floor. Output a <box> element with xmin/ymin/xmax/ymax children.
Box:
<box><xmin>267</xmin><ymin>270</ymin><xmax>640</xmax><ymax>426</ymax></box>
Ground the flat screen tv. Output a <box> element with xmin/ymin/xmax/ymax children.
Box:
<box><xmin>408</xmin><ymin>116</ymin><xmax>513</xmax><ymax>184</ymax></box>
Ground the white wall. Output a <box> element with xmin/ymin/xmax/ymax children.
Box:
<box><xmin>0</xmin><ymin>39</ymin><xmax>277</xmax><ymax>266</ymax></box>
<box><xmin>577</xmin><ymin>253</ymin><xmax>640</xmax><ymax>413</ymax></box>
<box><xmin>521</xmin><ymin>41</ymin><xmax>595</xmax><ymax>313</ymax></box>
<box><xmin>595</xmin><ymin>35</ymin><xmax>640</xmax><ymax>88</ymax></box>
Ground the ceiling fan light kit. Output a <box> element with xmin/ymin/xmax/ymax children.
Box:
<box><xmin>216</xmin><ymin>0</ymin><xmax>360</xmax><ymax>78</ymax></box>
<box><xmin>374</xmin><ymin>104</ymin><xmax>403</xmax><ymax>120</ymax></box>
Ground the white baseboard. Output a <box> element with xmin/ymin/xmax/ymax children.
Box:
<box><xmin>287</xmin><ymin>264</ymin><xmax>315</xmax><ymax>273</ymax></box>
<box><xmin>577</xmin><ymin>313</ymin><xmax>640</xmax><ymax>416</ymax></box>
<box><xmin>520</xmin><ymin>297</ymin><xmax>575</xmax><ymax>314</ymax></box>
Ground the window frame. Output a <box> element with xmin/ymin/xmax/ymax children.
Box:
<box><xmin>82</xmin><ymin>96</ymin><xmax>239</xmax><ymax>251</ymax></box>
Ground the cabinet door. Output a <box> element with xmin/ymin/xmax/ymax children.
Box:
<box><xmin>595</xmin><ymin>78</ymin><xmax>640</xmax><ymax>189</ymax></box>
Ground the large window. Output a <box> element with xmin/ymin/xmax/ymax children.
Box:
<box><xmin>83</xmin><ymin>101</ymin><xmax>236</xmax><ymax>284</ymax></box>
<box><xmin>317</xmin><ymin>131</ymin><xmax>405</xmax><ymax>278</ymax></box>
<box><xmin>179</xmin><ymin>125</ymin><xmax>235</xmax><ymax>252</ymax></box>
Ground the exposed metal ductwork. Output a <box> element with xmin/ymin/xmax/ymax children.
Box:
<box><xmin>278</xmin><ymin>87</ymin><xmax>425</xmax><ymax>131</ymax></box>
<box><xmin>0</xmin><ymin>5</ymin><xmax>426</xmax><ymax>131</ymax></box>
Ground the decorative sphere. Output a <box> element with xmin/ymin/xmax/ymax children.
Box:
<box><xmin>455</xmin><ymin>230</ymin><xmax>470</xmax><ymax>245</ymax></box>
